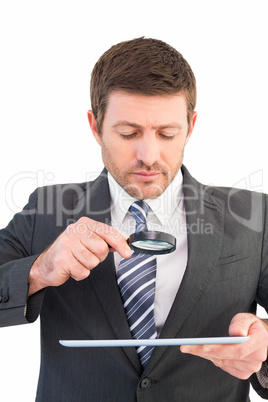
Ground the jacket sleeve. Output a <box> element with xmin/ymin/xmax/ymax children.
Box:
<box><xmin>250</xmin><ymin>194</ymin><xmax>268</xmax><ymax>398</ymax></box>
<box><xmin>0</xmin><ymin>189</ymin><xmax>45</xmax><ymax>327</ymax></box>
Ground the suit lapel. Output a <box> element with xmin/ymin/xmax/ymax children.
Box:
<box><xmin>145</xmin><ymin>165</ymin><xmax>225</xmax><ymax>373</ymax></box>
<box><xmin>73</xmin><ymin>170</ymin><xmax>141</xmax><ymax>373</ymax></box>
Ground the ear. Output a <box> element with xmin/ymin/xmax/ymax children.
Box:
<box><xmin>185</xmin><ymin>111</ymin><xmax>197</xmax><ymax>145</ymax></box>
<box><xmin>87</xmin><ymin>110</ymin><xmax>102</xmax><ymax>146</ymax></box>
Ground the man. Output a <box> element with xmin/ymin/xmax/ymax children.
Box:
<box><xmin>0</xmin><ymin>37</ymin><xmax>268</xmax><ymax>401</ymax></box>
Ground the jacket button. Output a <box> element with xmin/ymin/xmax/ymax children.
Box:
<box><xmin>140</xmin><ymin>377</ymin><xmax>152</xmax><ymax>389</ymax></box>
<box><xmin>2</xmin><ymin>294</ymin><xmax>9</xmax><ymax>303</ymax></box>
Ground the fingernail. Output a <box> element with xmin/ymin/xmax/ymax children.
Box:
<box><xmin>124</xmin><ymin>248</ymin><xmax>132</xmax><ymax>258</ymax></box>
<box><xmin>181</xmin><ymin>346</ymin><xmax>190</xmax><ymax>353</ymax></box>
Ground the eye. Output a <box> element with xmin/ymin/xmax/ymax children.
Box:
<box><xmin>159</xmin><ymin>133</ymin><xmax>175</xmax><ymax>140</ymax></box>
<box><xmin>120</xmin><ymin>132</ymin><xmax>138</xmax><ymax>140</ymax></box>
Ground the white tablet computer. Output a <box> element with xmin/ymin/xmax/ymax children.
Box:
<box><xmin>59</xmin><ymin>336</ymin><xmax>249</xmax><ymax>348</ymax></box>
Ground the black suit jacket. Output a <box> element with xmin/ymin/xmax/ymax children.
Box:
<box><xmin>0</xmin><ymin>166</ymin><xmax>268</xmax><ymax>401</ymax></box>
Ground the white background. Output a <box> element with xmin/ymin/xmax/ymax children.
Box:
<box><xmin>0</xmin><ymin>1</ymin><xmax>267</xmax><ymax>400</ymax></box>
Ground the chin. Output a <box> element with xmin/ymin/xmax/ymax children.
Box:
<box><xmin>127</xmin><ymin>185</ymin><xmax>166</xmax><ymax>200</ymax></box>
<box><xmin>115</xmin><ymin>174</ymin><xmax>170</xmax><ymax>199</ymax></box>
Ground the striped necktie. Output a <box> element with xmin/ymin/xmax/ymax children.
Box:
<box><xmin>117</xmin><ymin>201</ymin><xmax>157</xmax><ymax>368</ymax></box>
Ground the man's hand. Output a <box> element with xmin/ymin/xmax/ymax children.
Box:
<box><xmin>181</xmin><ymin>313</ymin><xmax>268</xmax><ymax>379</ymax></box>
<box><xmin>28</xmin><ymin>217</ymin><xmax>132</xmax><ymax>296</ymax></box>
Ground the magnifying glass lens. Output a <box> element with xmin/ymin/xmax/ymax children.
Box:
<box><xmin>132</xmin><ymin>240</ymin><xmax>174</xmax><ymax>251</ymax></box>
<box><xmin>128</xmin><ymin>231</ymin><xmax>176</xmax><ymax>255</ymax></box>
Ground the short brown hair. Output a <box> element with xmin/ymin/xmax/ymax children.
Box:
<box><xmin>90</xmin><ymin>37</ymin><xmax>196</xmax><ymax>134</ymax></box>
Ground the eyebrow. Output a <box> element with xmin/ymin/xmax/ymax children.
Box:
<box><xmin>112</xmin><ymin>121</ymin><xmax>183</xmax><ymax>130</ymax></box>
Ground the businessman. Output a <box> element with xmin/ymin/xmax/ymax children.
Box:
<box><xmin>1</xmin><ymin>37</ymin><xmax>268</xmax><ymax>401</ymax></box>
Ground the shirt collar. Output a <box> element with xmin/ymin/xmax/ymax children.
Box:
<box><xmin>108</xmin><ymin>170</ymin><xmax>183</xmax><ymax>226</ymax></box>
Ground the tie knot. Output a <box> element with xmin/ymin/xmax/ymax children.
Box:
<box><xmin>130</xmin><ymin>201</ymin><xmax>149</xmax><ymax>232</ymax></box>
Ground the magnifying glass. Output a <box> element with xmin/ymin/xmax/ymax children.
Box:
<box><xmin>127</xmin><ymin>231</ymin><xmax>176</xmax><ymax>255</ymax></box>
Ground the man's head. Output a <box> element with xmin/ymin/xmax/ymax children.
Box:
<box><xmin>88</xmin><ymin>38</ymin><xmax>197</xmax><ymax>200</ymax></box>
<box><xmin>90</xmin><ymin>37</ymin><xmax>196</xmax><ymax>135</ymax></box>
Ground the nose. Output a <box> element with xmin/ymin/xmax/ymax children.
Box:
<box><xmin>136</xmin><ymin>135</ymin><xmax>160</xmax><ymax>166</ymax></box>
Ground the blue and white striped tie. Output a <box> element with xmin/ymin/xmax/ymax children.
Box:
<box><xmin>117</xmin><ymin>201</ymin><xmax>157</xmax><ymax>368</ymax></box>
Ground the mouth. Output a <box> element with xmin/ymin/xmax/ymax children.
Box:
<box><xmin>132</xmin><ymin>171</ymin><xmax>161</xmax><ymax>181</ymax></box>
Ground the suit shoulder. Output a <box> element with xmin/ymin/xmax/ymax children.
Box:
<box><xmin>25</xmin><ymin>175</ymin><xmax>103</xmax><ymax>212</ymax></box>
<box><xmin>182</xmin><ymin>165</ymin><xmax>267</xmax><ymax>202</ymax></box>
<box><xmin>209</xmin><ymin>184</ymin><xmax>267</xmax><ymax>203</ymax></box>
<box><xmin>207</xmin><ymin>185</ymin><xmax>268</xmax><ymax>237</ymax></box>
<box><xmin>32</xmin><ymin>172</ymin><xmax>106</xmax><ymax>199</ymax></box>
<box><xmin>182</xmin><ymin>166</ymin><xmax>267</xmax><ymax>220</ymax></box>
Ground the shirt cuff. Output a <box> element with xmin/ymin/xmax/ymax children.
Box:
<box><xmin>256</xmin><ymin>360</ymin><xmax>268</xmax><ymax>389</ymax></box>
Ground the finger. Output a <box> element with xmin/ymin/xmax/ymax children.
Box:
<box><xmin>229</xmin><ymin>313</ymin><xmax>258</xmax><ymax>337</ymax></box>
<box><xmin>55</xmin><ymin>252</ymin><xmax>92</xmax><ymax>282</ymax></box>
<box><xmin>92</xmin><ymin>224</ymin><xmax>132</xmax><ymax>258</ymax></box>
<box><xmin>68</xmin><ymin>259</ymin><xmax>92</xmax><ymax>281</ymax></box>
<box><xmin>181</xmin><ymin>343</ymin><xmax>226</xmax><ymax>358</ymax></box>
<box><xmin>229</xmin><ymin>314</ymin><xmax>268</xmax><ymax>360</ymax></box>
<box><xmin>180</xmin><ymin>342</ymin><xmax>248</xmax><ymax>361</ymax></box>
<box><xmin>180</xmin><ymin>343</ymin><xmax>265</xmax><ymax>379</ymax></box>
<box><xmin>180</xmin><ymin>343</ymin><xmax>243</xmax><ymax>365</ymax></box>
<box><xmin>183</xmin><ymin>342</ymin><xmax>267</xmax><ymax>368</ymax></box>
<box><xmin>73</xmin><ymin>218</ymin><xmax>132</xmax><ymax>259</ymax></box>
<box><xmin>80</xmin><ymin>233</ymin><xmax>110</xmax><ymax>263</ymax></box>
<box><xmin>71</xmin><ymin>241</ymin><xmax>104</xmax><ymax>269</ymax></box>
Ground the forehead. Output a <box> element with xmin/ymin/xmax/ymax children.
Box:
<box><xmin>103</xmin><ymin>91</ymin><xmax>188</xmax><ymax>127</ymax></box>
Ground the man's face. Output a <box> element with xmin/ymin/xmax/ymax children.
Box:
<box><xmin>88</xmin><ymin>91</ymin><xmax>197</xmax><ymax>200</ymax></box>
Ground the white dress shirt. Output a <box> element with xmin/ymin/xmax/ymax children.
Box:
<box><xmin>108</xmin><ymin>170</ymin><xmax>188</xmax><ymax>335</ymax></box>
